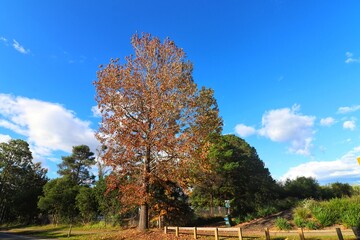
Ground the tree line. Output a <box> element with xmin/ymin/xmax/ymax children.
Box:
<box><xmin>0</xmin><ymin>137</ymin><xmax>356</xmax><ymax>227</ymax></box>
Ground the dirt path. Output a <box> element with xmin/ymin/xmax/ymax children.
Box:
<box><xmin>0</xmin><ymin>231</ymin><xmax>51</xmax><ymax>240</ymax></box>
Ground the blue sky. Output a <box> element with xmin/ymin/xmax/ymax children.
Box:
<box><xmin>1</xmin><ymin>0</ymin><xmax>360</xmax><ymax>184</ymax></box>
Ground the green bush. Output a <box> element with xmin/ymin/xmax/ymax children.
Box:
<box><xmin>256</xmin><ymin>206</ymin><xmax>278</xmax><ymax>217</ymax></box>
<box><xmin>276</xmin><ymin>197</ymin><xmax>299</xmax><ymax>210</ymax></box>
<box><xmin>290</xmin><ymin>196</ymin><xmax>360</xmax><ymax>229</ymax></box>
<box><xmin>293</xmin><ymin>204</ymin><xmax>312</xmax><ymax>228</ymax></box>
<box><xmin>275</xmin><ymin>217</ymin><xmax>292</xmax><ymax>230</ymax></box>
<box><xmin>341</xmin><ymin>202</ymin><xmax>360</xmax><ymax>228</ymax></box>
<box><xmin>243</xmin><ymin>213</ymin><xmax>257</xmax><ymax>222</ymax></box>
<box><xmin>234</xmin><ymin>217</ymin><xmax>241</xmax><ymax>225</ymax></box>
<box><xmin>293</xmin><ymin>206</ymin><xmax>311</xmax><ymax>220</ymax></box>
<box><xmin>305</xmin><ymin>219</ymin><xmax>320</xmax><ymax>230</ymax></box>
<box><xmin>302</xmin><ymin>198</ymin><xmax>318</xmax><ymax>210</ymax></box>
<box><xmin>327</xmin><ymin>198</ymin><xmax>347</xmax><ymax>221</ymax></box>
<box><xmin>294</xmin><ymin>215</ymin><xmax>307</xmax><ymax>228</ymax></box>
<box><xmin>311</xmin><ymin>204</ymin><xmax>337</xmax><ymax>227</ymax></box>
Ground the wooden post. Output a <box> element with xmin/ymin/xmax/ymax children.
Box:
<box><xmin>158</xmin><ymin>215</ymin><xmax>161</xmax><ymax>229</ymax></box>
<box><xmin>176</xmin><ymin>226</ymin><xmax>179</xmax><ymax>237</ymax></box>
<box><xmin>67</xmin><ymin>224</ymin><xmax>72</xmax><ymax>238</ymax></box>
<box><xmin>336</xmin><ymin>228</ymin><xmax>344</xmax><ymax>240</ymax></box>
<box><xmin>238</xmin><ymin>227</ymin><xmax>243</xmax><ymax>240</ymax></box>
<box><xmin>298</xmin><ymin>228</ymin><xmax>305</xmax><ymax>240</ymax></box>
<box><xmin>164</xmin><ymin>226</ymin><xmax>167</xmax><ymax>234</ymax></box>
<box><xmin>264</xmin><ymin>227</ymin><xmax>270</xmax><ymax>240</ymax></box>
<box><xmin>193</xmin><ymin>227</ymin><xmax>197</xmax><ymax>239</ymax></box>
<box><xmin>352</xmin><ymin>227</ymin><xmax>360</xmax><ymax>240</ymax></box>
<box><xmin>214</xmin><ymin>228</ymin><xmax>219</xmax><ymax>240</ymax></box>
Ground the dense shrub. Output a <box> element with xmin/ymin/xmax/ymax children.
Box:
<box><xmin>293</xmin><ymin>206</ymin><xmax>311</xmax><ymax>220</ymax></box>
<box><xmin>293</xmin><ymin>200</ymin><xmax>321</xmax><ymax>229</ymax></box>
<box><xmin>310</xmin><ymin>203</ymin><xmax>337</xmax><ymax>227</ymax></box>
<box><xmin>305</xmin><ymin>219</ymin><xmax>320</xmax><ymax>230</ymax></box>
<box><xmin>294</xmin><ymin>215</ymin><xmax>307</xmax><ymax>228</ymax></box>
<box><xmin>291</xmin><ymin>196</ymin><xmax>360</xmax><ymax>229</ymax></box>
<box><xmin>256</xmin><ymin>206</ymin><xmax>278</xmax><ymax>218</ymax></box>
<box><xmin>275</xmin><ymin>217</ymin><xmax>292</xmax><ymax>230</ymax></box>
<box><xmin>243</xmin><ymin>213</ymin><xmax>257</xmax><ymax>222</ymax></box>
<box><xmin>274</xmin><ymin>197</ymin><xmax>299</xmax><ymax>210</ymax></box>
<box><xmin>341</xmin><ymin>202</ymin><xmax>360</xmax><ymax>228</ymax></box>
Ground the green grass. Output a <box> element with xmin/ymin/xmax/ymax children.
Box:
<box><xmin>4</xmin><ymin>224</ymin><xmax>121</xmax><ymax>240</ymax></box>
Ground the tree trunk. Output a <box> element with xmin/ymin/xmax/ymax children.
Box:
<box><xmin>210</xmin><ymin>193</ymin><xmax>214</xmax><ymax>216</ymax></box>
<box><xmin>138</xmin><ymin>145</ymin><xmax>151</xmax><ymax>231</ymax></box>
<box><xmin>138</xmin><ymin>203</ymin><xmax>149</xmax><ymax>231</ymax></box>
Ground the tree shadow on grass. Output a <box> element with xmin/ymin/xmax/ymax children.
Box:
<box><xmin>3</xmin><ymin>225</ymin><xmax>73</xmax><ymax>239</ymax></box>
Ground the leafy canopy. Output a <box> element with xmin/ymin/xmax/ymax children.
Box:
<box><xmin>0</xmin><ymin>139</ymin><xmax>47</xmax><ymax>223</ymax></box>
<box><xmin>57</xmin><ymin>145</ymin><xmax>95</xmax><ymax>185</ymax></box>
<box><xmin>94</xmin><ymin>33</ymin><xmax>222</xmax><ymax>229</ymax></box>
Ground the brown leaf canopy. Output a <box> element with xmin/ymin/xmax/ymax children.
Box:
<box><xmin>94</xmin><ymin>33</ymin><xmax>222</xmax><ymax>206</ymax></box>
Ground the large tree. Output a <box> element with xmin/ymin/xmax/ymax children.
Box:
<box><xmin>0</xmin><ymin>139</ymin><xmax>47</xmax><ymax>223</ymax></box>
<box><xmin>39</xmin><ymin>145</ymin><xmax>96</xmax><ymax>224</ymax></box>
<box><xmin>283</xmin><ymin>177</ymin><xmax>321</xmax><ymax>200</ymax></box>
<box><xmin>190</xmin><ymin>135</ymin><xmax>279</xmax><ymax>216</ymax></box>
<box><xmin>94</xmin><ymin>33</ymin><xmax>222</xmax><ymax>230</ymax></box>
<box><xmin>38</xmin><ymin>177</ymin><xmax>79</xmax><ymax>224</ymax></box>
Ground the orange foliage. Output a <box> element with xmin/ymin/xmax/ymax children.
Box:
<box><xmin>94</xmin><ymin>33</ymin><xmax>222</xmax><ymax>213</ymax></box>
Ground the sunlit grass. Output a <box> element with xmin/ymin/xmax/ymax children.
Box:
<box><xmin>4</xmin><ymin>223</ymin><xmax>121</xmax><ymax>240</ymax></box>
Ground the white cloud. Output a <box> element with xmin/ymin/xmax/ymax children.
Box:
<box><xmin>258</xmin><ymin>104</ymin><xmax>316</xmax><ymax>156</ymax></box>
<box><xmin>320</xmin><ymin>117</ymin><xmax>335</xmax><ymax>127</ymax></box>
<box><xmin>0</xmin><ymin>134</ymin><xmax>11</xmax><ymax>143</ymax></box>
<box><xmin>343</xmin><ymin>120</ymin><xmax>356</xmax><ymax>130</ymax></box>
<box><xmin>338</xmin><ymin>105</ymin><xmax>360</xmax><ymax>114</ymax></box>
<box><xmin>91</xmin><ymin>105</ymin><xmax>102</xmax><ymax>117</ymax></box>
<box><xmin>281</xmin><ymin>146</ymin><xmax>360</xmax><ymax>181</ymax></box>
<box><xmin>12</xmin><ymin>39</ymin><xmax>30</xmax><ymax>54</ymax></box>
<box><xmin>0</xmin><ymin>94</ymin><xmax>98</xmax><ymax>160</ymax></box>
<box><xmin>345</xmin><ymin>52</ymin><xmax>360</xmax><ymax>64</ymax></box>
<box><xmin>234</xmin><ymin>124</ymin><xmax>256</xmax><ymax>137</ymax></box>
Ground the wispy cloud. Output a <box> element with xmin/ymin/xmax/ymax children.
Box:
<box><xmin>338</xmin><ymin>105</ymin><xmax>360</xmax><ymax>114</ymax></box>
<box><xmin>281</xmin><ymin>146</ymin><xmax>360</xmax><ymax>182</ymax></box>
<box><xmin>320</xmin><ymin>117</ymin><xmax>335</xmax><ymax>127</ymax></box>
<box><xmin>0</xmin><ymin>36</ymin><xmax>8</xmax><ymax>44</ymax></box>
<box><xmin>345</xmin><ymin>52</ymin><xmax>360</xmax><ymax>64</ymax></box>
<box><xmin>235</xmin><ymin>105</ymin><xmax>316</xmax><ymax>156</ymax></box>
<box><xmin>12</xmin><ymin>39</ymin><xmax>30</xmax><ymax>54</ymax></box>
<box><xmin>63</xmin><ymin>50</ymin><xmax>86</xmax><ymax>64</ymax></box>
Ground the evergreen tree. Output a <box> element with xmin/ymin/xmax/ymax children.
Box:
<box><xmin>0</xmin><ymin>139</ymin><xmax>47</xmax><ymax>223</ymax></box>
<box><xmin>191</xmin><ymin>135</ymin><xmax>278</xmax><ymax>216</ymax></box>
<box><xmin>58</xmin><ymin>145</ymin><xmax>95</xmax><ymax>185</ymax></box>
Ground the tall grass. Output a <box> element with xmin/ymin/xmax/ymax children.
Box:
<box><xmin>341</xmin><ymin>201</ymin><xmax>360</xmax><ymax>228</ymax></box>
<box><xmin>275</xmin><ymin>217</ymin><xmax>292</xmax><ymax>230</ymax></box>
<box><xmin>294</xmin><ymin>196</ymin><xmax>360</xmax><ymax>229</ymax></box>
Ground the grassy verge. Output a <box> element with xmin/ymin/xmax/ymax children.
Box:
<box><xmin>1</xmin><ymin>224</ymin><xmax>121</xmax><ymax>240</ymax></box>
